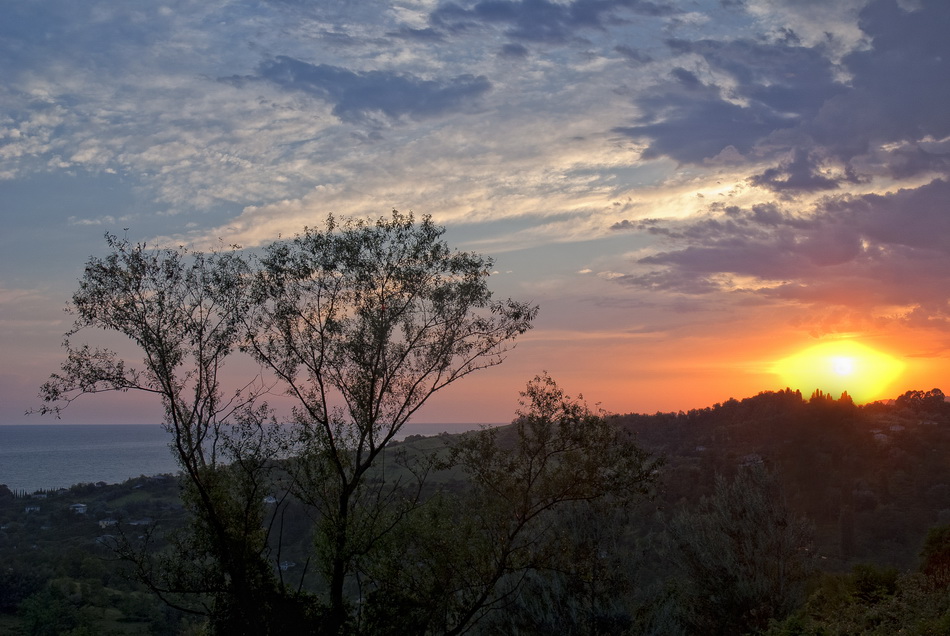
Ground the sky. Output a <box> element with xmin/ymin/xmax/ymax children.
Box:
<box><xmin>2</xmin><ymin>0</ymin><xmax>949</xmax><ymax>425</ymax></box>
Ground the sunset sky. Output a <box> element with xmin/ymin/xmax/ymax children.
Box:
<box><xmin>2</xmin><ymin>0</ymin><xmax>949</xmax><ymax>425</ymax></box>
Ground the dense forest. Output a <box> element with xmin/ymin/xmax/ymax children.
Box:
<box><xmin>3</xmin><ymin>386</ymin><xmax>950</xmax><ymax>635</ymax></box>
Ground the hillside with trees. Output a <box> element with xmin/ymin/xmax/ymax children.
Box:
<box><xmin>4</xmin><ymin>388</ymin><xmax>950</xmax><ymax>634</ymax></box>
<box><xmin>615</xmin><ymin>387</ymin><xmax>950</xmax><ymax>634</ymax></box>
<box><xmin>619</xmin><ymin>387</ymin><xmax>950</xmax><ymax>570</ymax></box>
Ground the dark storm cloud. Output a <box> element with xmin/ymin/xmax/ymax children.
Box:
<box><xmin>835</xmin><ymin>0</ymin><xmax>950</xmax><ymax>143</ymax></box>
<box><xmin>388</xmin><ymin>27</ymin><xmax>445</xmax><ymax>42</ymax></box>
<box><xmin>803</xmin><ymin>0</ymin><xmax>950</xmax><ymax>174</ymax></box>
<box><xmin>662</xmin><ymin>37</ymin><xmax>841</xmax><ymax>118</ymax></box>
<box><xmin>500</xmin><ymin>42</ymin><xmax>530</xmax><ymax>58</ymax></box>
<box><xmin>750</xmin><ymin>148</ymin><xmax>844</xmax><ymax>193</ymax></box>
<box><xmin>613</xmin><ymin>73</ymin><xmax>792</xmax><ymax>163</ymax></box>
<box><xmin>878</xmin><ymin>145</ymin><xmax>950</xmax><ymax>181</ymax></box>
<box><xmin>616</xmin><ymin>0</ymin><xmax>950</xmax><ymax>183</ymax></box>
<box><xmin>253</xmin><ymin>56</ymin><xmax>491</xmax><ymax>123</ymax></box>
<box><xmin>616</xmin><ymin>179</ymin><xmax>950</xmax><ymax>322</ymax></box>
<box><xmin>828</xmin><ymin>179</ymin><xmax>950</xmax><ymax>253</ymax></box>
<box><xmin>614</xmin><ymin>44</ymin><xmax>652</xmax><ymax>64</ymax></box>
<box><xmin>614</xmin><ymin>36</ymin><xmax>844</xmax><ymax>164</ymax></box>
<box><xmin>430</xmin><ymin>0</ymin><xmax>676</xmax><ymax>44</ymax></box>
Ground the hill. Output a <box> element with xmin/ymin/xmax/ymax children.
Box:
<box><xmin>3</xmin><ymin>387</ymin><xmax>950</xmax><ymax>634</ymax></box>
<box><xmin>617</xmin><ymin>387</ymin><xmax>950</xmax><ymax>569</ymax></box>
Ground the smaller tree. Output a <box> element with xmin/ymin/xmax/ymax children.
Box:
<box><xmin>920</xmin><ymin>523</ymin><xmax>950</xmax><ymax>587</ymax></box>
<box><xmin>666</xmin><ymin>465</ymin><xmax>815</xmax><ymax>635</ymax></box>
<box><xmin>363</xmin><ymin>373</ymin><xmax>660</xmax><ymax>635</ymax></box>
<box><xmin>896</xmin><ymin>388</ymin><xmax>948</xmax><ymax>413</ymax></box>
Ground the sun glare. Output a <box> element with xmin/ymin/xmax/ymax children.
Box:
<box><xmin>773</xmin><ymin>341</ymin><xmax>905</xmax><ymax>403</ymax></box>
<box><xmin>832</xmin><ymin>357</ymin><xmax>854</xmax><ymax>376</ymax></box>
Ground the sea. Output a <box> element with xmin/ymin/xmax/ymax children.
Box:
<box><xmin>0</xmin><ymin>422</ymin><xmax>491</xmax><ymax>494</ymax></box>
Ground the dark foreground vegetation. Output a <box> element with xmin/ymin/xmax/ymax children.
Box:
<box><xmin>14</xmin><ymin>213</ymin><xmax>950</xmax><ymax>634</ymax></box>
<box><xmin>4</xmin><ymin>387</ymin><xmax>950</xmax><ymax>635</ymax></box>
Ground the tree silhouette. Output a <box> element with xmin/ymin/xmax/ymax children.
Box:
<box><xmin>37</xmin><ymin>212</ymin><xmax>537</xmax><ymax>634</ymax></box>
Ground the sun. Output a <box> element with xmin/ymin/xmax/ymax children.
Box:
<box><xmin>772</xmin><ymin>341</ymin><xmax>905</xmax><ymax>403</ymax></box>
<box><xmin>831</xmin><ymin>357</ymin><xmax>855</xmax><ymax>376</ymax></box>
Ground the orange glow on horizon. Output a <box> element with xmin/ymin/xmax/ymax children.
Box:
<box><xmin>772</xmin><ymin>341</ymin><xmax>905</xmax><ymax>403</ymax></box>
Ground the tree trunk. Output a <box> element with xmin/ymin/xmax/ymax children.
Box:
<box><xmin>326</xmin><ymin>492</ymin><xmax>351</xmax><ymax>635</ymax></box>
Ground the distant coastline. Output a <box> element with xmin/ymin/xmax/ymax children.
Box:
<box><xmin>0</xmin><ymin>422</ymin><xmax>496</xmax><ymax>493</ymax></box>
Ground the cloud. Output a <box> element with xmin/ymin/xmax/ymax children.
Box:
<box><xmin>388</xmin><ymin>26</ymin><xmax>445</xmax><ymax>42</ymax></box>
<box><xmin>613</xmin><ymin>0</ymin><xmax>950</xmax><ymax>188</ymax></box>
<box><xmin>614</xmin><ymin>44</ymin><xmax>652</xmax><ymax>64</ymax></box>
<box><xmin>68</xmin><ymin>215</ymin><xmax>117</xmax><ymax>226</ymax></box>
<box><xmin>614</xmin><ymin>93</ymin><xmax>788</xmax><ymax>164</ymax></box>
<box><xmin>0</xmin><ymin>283</ymin><xmax>64</xmax><ymax>332</ymax></box>
<box><xmin>616</xmin><ymin>178</ymin><xmax>950</xmax><ymax>327</ymax></box>
<box><xmin>663</xmin><ymin>36</ymin><xmax>843</xmax><ymax>117</ymax></box>
<box><xmin>499</xmin><ymin>42</ymin><xmax>530</xmax><ymax>58</ymax></box>
<box><xmin>805</xmin><ymin>0</ymin><xmax>950</xmax><ymax>170</ymax></box>
<box><xmin>749</xmin><ymin>148</ymin><xmax>844</xmax><ymax>192</ymax></box>
<box><xmin>613</xmin><ymin>34</ymin><xmax>843</xmax><ymax>163</ymax></box>
<box><xmin>830</xmin><ymin>177</ymin><xmax>950</xmax><ymax>253</ymax></box>
<box><xmin>252</xmin><ymin>56</ymin><xmax>492</xmax><ymax>124</ymax></box>
<box><xmin>740</xmin><ymin>0</ymin><xmax>872</xmax><ymax>58</ymax></box>
<box><xmin>430</xmin><ymin>0</ymin><xmax>677</xmax><ymax>44</ymax></box>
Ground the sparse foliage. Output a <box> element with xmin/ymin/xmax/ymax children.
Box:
<box><xmin>241</xmin><ymin>211</ymin><xmax>537</xmax><ymax>631</ymax></box>
<box><xmin>363</xmin><ymin>373</ymin><xmax>659</xmax><ymax>635</ymax></box>
<box><xmin>37</xmin><ymin>212</ymin><xmax>537</xmax><ymax>634</ymax></box>
<box><xmin>34</xmin><ymin>234</ymin><xmax>294</xmax><ymax>633</ymax></box>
